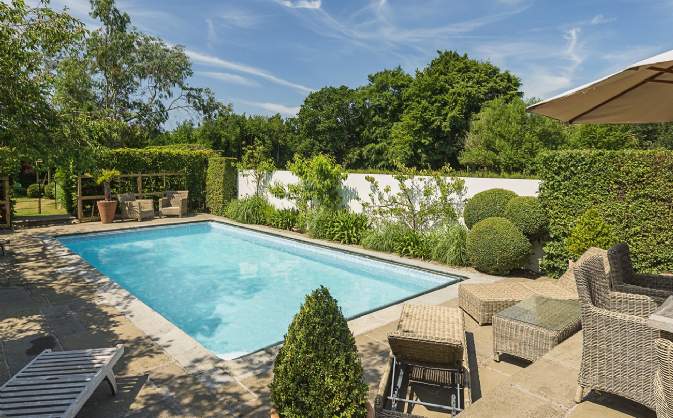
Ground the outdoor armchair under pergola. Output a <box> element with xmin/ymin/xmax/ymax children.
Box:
<box><xmin>527</xmin><ymin>48</ymin><xmax>673</xmax><ymax>124</ymax></box>
<box><xmin>527</xmin><ymin>48</ymin><xmax>673</xmax><ymax>417</ymax></box>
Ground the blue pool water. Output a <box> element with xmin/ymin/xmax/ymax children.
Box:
<box><xmin>59</xmin><ymin>222</ymin><xmax>458</xmax><ymax>358</ymax></box>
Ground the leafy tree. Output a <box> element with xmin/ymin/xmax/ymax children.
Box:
<box><xmin>362</xmin><ymin>165</ymin><xmax>466</xmax><ymax>232</ymax></box>
<box><xmin>390</xmin><ymin>51</ymin><xmax>521</xmax><ymax>168</ymax></box>
<box><xmin>565</xmin><ymin>123</ymin><xmax>639</xmax><ymax>150</ymax></box>
<box><xmin>294</xmin><ymin>86</ymin><xmax>363</xmax><ymax>164</ymax></box>
<box><xmin>0</xmin><ymin>0</ymin><xmax>85</xmax><ymax>162</ymax></box>
<box><xmin>54</xmin><ymin>0</ymin><xmax>224</xmax><ymax>147</ymax></box>
<box><xmin>460</xmin><ymin>97</ymin><xmax>566</xmax><ymax>173</ymax></box>
<box><xmin>270</xmin><ymin>154</ymin><xmax>348</xmax><ymax>212</ymax></box>
<box><xmin>238</xmin><ymin>143</ymin><xmax>275</xmax><ymax>196</ymax></box>
<box><xmin>347</xmin><ymin>67</ymin><xmax>413</xmax><ymax>169</ymax></box>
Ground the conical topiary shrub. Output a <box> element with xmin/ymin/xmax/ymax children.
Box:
<box><xmin>270</xmin><ymin>286</ymin><xmax>368</xmax><ymax>418</ymax></box>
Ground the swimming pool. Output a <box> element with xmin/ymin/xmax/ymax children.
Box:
<box><xmin>59</xmin><ymin>222</ymin><xmax>459</xmax><ymax>359</ymax></box>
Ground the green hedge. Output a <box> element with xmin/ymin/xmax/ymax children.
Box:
<box><xmin>205</xmin><ymin>156</ymin><xmax>237</xmax><ymax>216</ymax></box>
<box><xmin>539</xmin><ymin>150</ymin><xmax>673</xmax><ymax>276</ymax></box>
<box><xmin>96</xmin><ymin>148</ymin><xmax>216</xmax><ymax>210</ymax></box>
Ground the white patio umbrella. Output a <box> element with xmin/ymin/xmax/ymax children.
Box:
<box><xmin>527</xmin><ymin>49</ymin><xmax>673</xmax><ymax>124</ymax></box>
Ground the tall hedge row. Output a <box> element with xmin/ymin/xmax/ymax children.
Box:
<box><xmin>538</xmin><ymin>150</ymin><xmax>673</xmax><ymax>276</ymax></box>
<box><xmin>96</xmin><ymin>148</ymin><xmax>216</xmax><ymax>210</ymax></box>
<box><xmin>205</xmin><ymin>156</ymin><xmax>237</xmax><ymax>215</ymax></box>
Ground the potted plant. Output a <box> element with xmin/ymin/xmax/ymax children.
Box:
<box><xmin>96</xmin><ymin>169</ymin><xmax>121</xmax><ymax>224</ymax></box>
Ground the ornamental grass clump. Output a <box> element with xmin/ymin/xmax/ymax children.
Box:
<box><xmin>270</xmin><ymin>286</ymin><xmax>368</xmax><ymax>418</ymax></box>
<box><xmin>463</xmin><ymin>188</ymin><xmax>517</xmax><ymax>229</ymax></box>
<box><xmin>224</xmin><ymin>195</ymin><xmax>274</xmax><ymax>225</ymax></box>
<box><xmin>466</xmin><ymin>217</ymin><xmax>531</xmax><ymax>275</ymax></box>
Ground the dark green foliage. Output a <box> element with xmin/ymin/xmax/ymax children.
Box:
<box><xmin>463</xmin><ymin>188</ymin><xmax>517</xmax><ymax>229</ymax></box>
<box><xmin>564</xmin><ymin>208</ymin><xmax>618</xmax><ymax>258</ymax></box>
<box><xmin>268</xmin><ymin>208</ymin><xmax>299</xmax><ymax>231</ymax></box>
<box><xmin>55</xmin><ymin>165</ymin><xmax>75</xmax><ymax>212</ymax></box>
<box><xmin>467</xmin><ymin>217</ymin><xmax>531</xmax><ymax>275</ymax></box>
<box><xmin>0</xmin><ymin>148</ymin><xmax>19</xmax><ymax>176</ymax></box>
<box><xmin>428</xmin><ymin>224</ymin><xmax>469</xmax><ymax>266</ymax></box>
<box><xmin>224</xmin><ymin>196</ymin><xmax>273</xmax><ymax>225</ymax></box>
<box><xmin>390</xmin><ymin>51</ymin><xmax>521</xmax><ymax>168</ymax></box>
<box><xmin>539</xmin><ymin>150</ymin><xmax>673</xmax><ymax>276</ymax></box>
<box><xmin>503</xmin><ymin>196</ymin><xmax>547</xmax><ymax>239</ymax></box>
<box><xmin>95</xmin><ymin>148</ymin><xmax>214</xmax><ymax>210</ymax></box>
<box><xmin>362</xmin><ymin>223</ymin><xmax>430</xmax><ymax>259</ymax></box>
<box><xmin>43</xmin><ymin>183</ymin><xmax>55</xmax><ymax>199</ymax></box>
<box><xmin>205</xmin><ymin>156</ymin><xmax>237</xmax><ymax>216</ymax></box>
<box><xmin>26</xmin><ymin>184</ymin><xmax>41</xmax><ymax>198</ymax></box>
<box><xmin>12</xmin><ymin>181</ymin><xmax>25</xmax><ymax>197</ymax></box>
<box><xmin>270</xmin><ymin>286</ymin><xmax>368</xmax><ymax>418</ymax></box>
<box><xmin>307</xmin><ymin>209</ymin><xmax>369</xmax><ymax>245</ymax></box>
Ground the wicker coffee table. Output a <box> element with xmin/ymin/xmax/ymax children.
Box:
<box><xmin>493</xmin><ymin>296</ymin><xmax>580</xmax><ymax>363</ymax></box>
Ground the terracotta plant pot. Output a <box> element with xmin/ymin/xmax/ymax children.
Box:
<box><xmin>269</xmin><ymin>407</ymin><xmax>280</xmax><ymax>418</ymax></box>
<box><xmin>97</xmin><ymin>200</ymin><xmax>118</xmax><ymax>224</ymax></box>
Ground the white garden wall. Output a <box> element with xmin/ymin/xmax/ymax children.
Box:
<box><xmin>238</xmin><ymin>170</ymin><xmax>540</xmax><ymax>213</ymax></box>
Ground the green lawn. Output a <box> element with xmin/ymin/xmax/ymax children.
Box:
<box><xmin>14</xmin><ymin>197</ymin><xmax>68</xmax><ymax>217</ymax></box>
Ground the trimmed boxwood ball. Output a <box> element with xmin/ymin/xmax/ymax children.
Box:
<box><xmin>463</xmin><ymin>188</ymin><xmax>517</xmax><ymax>229</ymax></box>
<box><xmin>467</xmin><ymin>217</ymin><xmax>531</xmax><ymax>275</ymax></box>
<box><xmin>26</xmin><ymin>183</ymin><xmax>41</xmax><ymax>198</ymax></box>
<box><xmin>270</xmin><ymin>286</ymin><xmax>368</xmax><ymax>417</ymax></box>
<box><xmin>503</xmin><ymin>196</ymin><xmax>548</xmax><ymax>239</ymax></box>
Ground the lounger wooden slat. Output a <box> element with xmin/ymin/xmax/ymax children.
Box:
<box><xmin>0</xmin><ymin>383</ymin><xmax>86</xmax><ymax>392</ymax></box>
<box><xmin>0</xmin><ymin>393</ymin><xmax>79</xmax><ymax>402</ymax></box>
<box><xmin>19</xmin><ymin>369</ymin><xmax>102</xmax><ymax>376</ymax></box>
<box><xmin>0</xmin><ymin>345</ymin><xmax>124</xmax><ymax>418</ymax></box>
<box><xmin>1</xmin><ymin>405</ymin><xmax>68</xmax><ymax>415</ymax></box>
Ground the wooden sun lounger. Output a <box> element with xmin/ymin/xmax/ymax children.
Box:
<box><xmin>0</xmin><ymin>345</ymin><xmax>124</xmax><ymax>418</ymax></box>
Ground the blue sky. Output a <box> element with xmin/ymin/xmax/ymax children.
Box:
<box><xmin>50</xmin><ymin>0</ymin><xmax>672</xmax><ymax>119</ymax></box>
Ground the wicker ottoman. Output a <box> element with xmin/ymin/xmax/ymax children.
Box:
<box><xmin>459</xmin><ymin>282</ymin><xmax>534</xmax><ymax>325</ymax></box>
<box><xmin>493</xmin><ymin>296</ymin><xmax>581</xmax><ymax>363</ymax></box>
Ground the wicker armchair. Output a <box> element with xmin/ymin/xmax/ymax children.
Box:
<box><xmin>159</xmin><ymin>190</ymin><xmax>188</xmax><ymax>217</ymax></box>
<box><xmin>655</xmin><ymin>338</ymin><xmax>673</xmax><ymax>418</ymax></box>
<box><xmin>574</xmin><ymin>254</ymin><xmax>660</xmax><ymax>410</ymax></box>
<box><xmin>118</xmin><ymin>193</ymin><xmax>155</xmax><ymax>221</ymax></box>
<box><xmin>608</xmin><ymin>243</ymin><xmax>673</xmax><ymax>304</ymax></box>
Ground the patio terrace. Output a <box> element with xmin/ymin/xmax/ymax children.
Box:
<box><xmin>0</xmin><ymin>216</ymin><xmax>656</xmax><ymax>417</ymax></box>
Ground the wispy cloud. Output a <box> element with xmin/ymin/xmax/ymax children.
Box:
<box><xmin>590</xmin><ymin>14</ymin><xmax>616</xmax><ymax>25</ymax></box>
<box><xmin>186</xmin><ymin>50</ymin><xmax>314</xmax><ymax>94</ymax></box>
<box><xmin>239</xmin><ymin>100</ymin><xmax>301</xmax><ymax>116</ymax></box>
<box><xmin>217</xmin><ymin>5</ymin><xmax>263</xmax><ymax>28</ymax></box>
<box><xmin>200</xmin><ymin>71</ymin><xmax>260</xmax><ymax>87</ymax></box>
<box><xmin>276</xmin><ymin>0</ymin><xmax>322</xmax><ymax>9</ymax></box>
<box><xmin>206</xmin><ymin>18</ymin><xmax>217</xmax><ymax>48</ymax></box>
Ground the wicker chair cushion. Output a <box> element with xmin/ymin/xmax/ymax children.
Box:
<box><xmin>607</xmin><ymin>243</ymin><xmax>634</xmax><ymax>287</ymax></box>
<box><xmin>166</xmin><ymin>191</ymin><xmax>188</xmax><ymax>207</ymax></box>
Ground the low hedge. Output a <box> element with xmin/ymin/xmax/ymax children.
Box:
<box><xmin>539</xmin><ymin>150</ymin><xmax>673</xmax><ymax>276</ymax></box>
<box><xmin>26</xmin><ymin>184</ymin><xmax>41</xmax><ymax>198</ymax></box>
<box><xmin>205</xmin><ymin>156</ymin><xmax>237</xmax><ymax>216</ymax></box>
<box><xmin>466</xmin><ymin>217</ymin><xmax>531</xmax><ymax>275</ymax></box>
<box><xmin>463</xmin><ymin>188</ymin><xmax>517</xmax><ymax>229</ymax></box>
<box><xmin>503</xmin><ymin>196</ymin><xmax>547</xmax><ymax>239</ymax></box>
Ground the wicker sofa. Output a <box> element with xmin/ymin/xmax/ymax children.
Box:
<box><xmin>574</xmin><ymin>253</ymin><xmax>660</xmax><ymax>410</ymax></box>
<box><xmin>118</xmin><ymin>193</ymin><xmax>154</xmax><ymax>221</ymax></box>
<box><xmin>608</xmin><ymin>242</ymin><xmax>673</xmax><ymax>304</ymax></box>
<box><xmin>458</xmin><ymin>248</ymin><xmax>605</xmax><ymax>325</ymax></box>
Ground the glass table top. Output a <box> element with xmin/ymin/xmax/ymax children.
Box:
<box><xmin>496</xmin><ymin>296</ymin><xmax>580</xmax><ymax>330</ymax></box>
